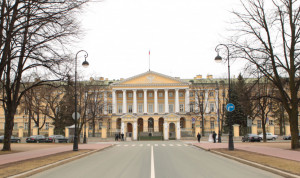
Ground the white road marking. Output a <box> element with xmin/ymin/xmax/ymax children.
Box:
<box><xmin>177</xmin><ymin>144</ymin><xmax>182</xmax><ymax>146</ymax></box>
<box><xmin>184</xmin><ymin>144</ymin><xmax>188</xmax><ymax>146</ymax></box>
<box><xmin>151</xmin><ymin>146</ymin><xmax>155</xmax><ymax>178</ymax></box>
<box><xmin>132</xmin><ymin>144</ymin><xmax>135</xmax><ymax>147</ymax></box>
<box><xmin>116</xmin><ymin>145</ymin><xmax>120</xmax><ymax>147</ymax></box>
<box><xmin>154</xmin><ymin>144</ymin><xmax>158</xmax><ymax>146</ymax></box>
<box><xmin>162</xmin><ymin>144</ymin><xmax>166</xmax><ymax>146</ymax></box>
<box><xmin>147</xmin><ymin>144</ymin><xmax>150</xmax><ymax>146</ymax></box>
<box><xmin>169</xmin><ymin>144</ymin><xmax>174</xmax><ymax>146</ymax></box>
<box><xmin>124</xmin><ymin>144</ymin><xmax>128</xmax><ymax>147</ymax></box>
<box><xmin>139</xmin><ymin>144</ymin><xmax>143</xmax><ymax>146</ymax></box>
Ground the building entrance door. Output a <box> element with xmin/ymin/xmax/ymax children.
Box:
<box><xmin>127</xmin><ymin>123</ymin><xmax>132</xmax><ymax>137</ymax></box>
<box><xmin>169</xmin><ymin>123</ymin><xmax>176</xmax><ymax>140</ymax></box>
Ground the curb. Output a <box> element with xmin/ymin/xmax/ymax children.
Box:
<box><xmin>192</xmin><ymin>144</ymin><xmax>300</xmax><ymax>178</ymax></box>
<box><xmin>7</xmin><ymin>144</ymin><xmax>115</xmax><ymax>178</ymax></box>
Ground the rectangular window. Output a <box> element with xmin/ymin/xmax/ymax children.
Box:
<box><xmin>89</xmin><ymin>123</ymin><xmax>93</xmax><ymax>130</ymax></box>
<box><xmin>159</xmin><ymin>92</ymin><xmax>163</xmax><ymax>97</ymax></box>
<box><xmin>257</xmin><ymin>120</ymin><xmax>262</xmax><ymax>128</ymax></box>
<box><xmin>45</xmin><ymin>122</ymin><xmax>49</xmax><ymax>130</ymax></box>
<box><xmin>200</xmin><ymin>121</ymin><xmax>203</xmax><ymax>128</ymax></box>
<box><xmin>138</xmin><ymin>104</ymin><xmax>143</xmax><ymax>113</ymax></box>
<box><xmin>209</xmin><ymin>91</ymin><xmax>214</xmax><ymax>97</ymax></box>
<box><xmin>269</xmin><ymin>120</ymin><xmax>274</xmax><ymax>125</ymax></box>
<box><xmin>24</xmin><ymin>123</ymin><xmax>28</xmax><ymax>130</ymax></box>
<box><xmin>118</xmin><ymin>105</ymin><xmax>122</xmax><ymax>114</ymax></box>
<box><xmin>13</xmin><ymin>123</ymin><xmax>18</xmax><ymax>130</ymax></box>
<box><xmin>159</xmin><ymin>104</ymin><xmax>164</xmax><ymax>113</ymax></box>
<box><xmin>190</xmin><ymin>104</ymin><xmax>194</xmax><ymax>112</ymax></box>
<box><xmin>190</xmin><ymin>92</ymin><xmax>194</xmax><ymax>97</ymax></box>
<box><xmin>148</xmin><ymin>93</ymin><xmax>153</xmax><ymax>97</ymax></box>
<box><xmin>108</xmin><ymin>93</ymin><xmax>112</xmax><ymax>98</ymax></box>
<box><xmin>169</xmin><ymin>92</ymin><xmax>173</xmax><ymax>97</ymax></box>
<box><xmin>199</xmin><ymin>103</ymin><xmax>204</xmax><ymax>112</ymax></box>
<box><xmin>148</xmin><ymin>104</ymin><xmax>153</xmax><ymax>113</ymax></box>
<box><xmin>210</xmin><ymin>121</ymin><xmax>215</xmax><ymax>129</ymax></box>
<box><xmin>128</xmin><ymin>93</ymin><xmax>133</xmax><ymax>98</ymax></box>
<box><xmin>200</xmin><ymin>92</ymin><xmax>204</xmax><ymax>97</ymax></box>
<box><xmin>138</xmin><ymin>93</ymin><xmax>143</xmax><ymax>98</ymax></box>
<box><xmin>128</xmin><ymin>105</ymin><xmax>133</xmax><ymax>113</ymax></box>
<box><xmin>99</xmin><ymin>122</ymin><xmax>103</xmax><ymax>129</ymax></box>
<box><xmin>179</xmin><ymin>104</ymin><xmax>184</xmax><ymax>112</ymax></box>
<box><xmin>210</xmin><ymin>103</ymin><xmax>215</xmax><ymax>112</ymax></box>
<box><xmin>179</xmin><ymin>92</ymin><xmax>184</xmax><ymax>97</ymax></box>
<box><xmin>108</xmin><ymin>105</ymin><xmax>112</xmax><ymax>114</ymax></box>
<box><xmin>118</xmin><ymin>93</ymin><xmax>122</xmax><ymax>98</ymax></box>
<box><xmin>169</xmin><ymin>104</ymin><xmax>174</xmax><ymax>113</ymax></box>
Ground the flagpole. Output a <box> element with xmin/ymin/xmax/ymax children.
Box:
<box><xmin>149</xmin><ymin>50</ymin><xmax>150</xmax><ymax>71</ymax></box>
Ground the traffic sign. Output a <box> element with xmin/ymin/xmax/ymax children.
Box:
<box><xmin>226</xmin><ymin>103</ymin><xmax>235</xmax><ymax>112</ymax></box>
<box><xmin>192</xmin><ymin>118</ymin><xmax>196</xmax><ymax>123</ymax></box>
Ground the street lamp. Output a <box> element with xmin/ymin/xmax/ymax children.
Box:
<box><xmin>215</xmin><ymin>82</ymin><xmax>222</xmax><ymax>143</ymax></box>
<box><xmin>83</xmin><ymin>91</ymin><xmax>88</xmax><ymax>144</ymax></box>
<box><xmin>73</xmin><ymin>50</ymin><xmax>89</xmax><ymax>151</ymax></box>
<box><xmin>214</xmin><ymin>44</ymin><xmax>234</xmax><ymax>150</ymax></box>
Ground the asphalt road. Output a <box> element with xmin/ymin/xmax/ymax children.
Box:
<box><xmin>30</xmin><ymin>141</ymin><xmax>283</xmax><ymax>178</ymax></box>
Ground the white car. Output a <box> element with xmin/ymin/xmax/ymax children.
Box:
<box><xmin>258</xmin><ymin>133</ymin><xmax>278</xmax><ymax>140</ymax></box>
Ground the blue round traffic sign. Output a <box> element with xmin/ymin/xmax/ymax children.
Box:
<box><xmin>226</xmin><ymin>103</ymin><xmax>235</xmax><ymax>112</ymax></box>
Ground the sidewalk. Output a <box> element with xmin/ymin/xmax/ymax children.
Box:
<box><xmin>192</xmin><ymin>142</ymin><xmax>300</xmax><ymax>162</ymax></box>
<box><xmin>0</xmin><ymin>143</ymin><xmax>113</xmax><ymax>166</ymax></box>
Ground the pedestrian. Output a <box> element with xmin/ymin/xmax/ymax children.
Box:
<box><xmin>121</xmin><ymin>133</ymin><xmax>124</xmax><ymax>141</ymax></box>
<box><xmin>115</xmin><ymin>133</ymin><xmax>118</xmax><ymax>141</ymax></box>
<box><xmin>197</xmin><ymin>132</ymin><xmax>201</xmax><ymax>143</ymax></box>
<box><xmin>118</xmin><ymin>132</ymin><xmax>121</xmax><ymax>141</ymax></box>
<box><xmin>213</xmin><ymin>131</ymin><xmax>217</xmax><ymax>143</ymax></box>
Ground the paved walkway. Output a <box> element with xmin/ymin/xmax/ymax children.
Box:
<box><xmin>192</xmin><ymin>142</ymin><xmax>300</xmax><ymax>162</ymax></box>
<box><xmin>0</xmin><ymin>143</ymin><xmax>113</xmax><ymax>166</ymax></box>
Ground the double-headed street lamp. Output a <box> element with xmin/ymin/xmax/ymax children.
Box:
<box><xmin>214</xmin><ymin>44</ymin><xmax>234</xmax><ymax>150</ymax></box>
<box><xmin>73</xmin><ymin>50</ymin><xmax>89</xmax><ymax>151</ymax></box>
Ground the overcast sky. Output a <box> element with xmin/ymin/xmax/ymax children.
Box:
<box><xmin>76</xmin><ymin>0</ymin><xmax>244</xmax><ymax>80</ymax></box>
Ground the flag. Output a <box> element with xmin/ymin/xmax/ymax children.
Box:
<box><xmin>149</xmin><ymin>50</ymin><xmax>150</xmax><ymax>55</ymax></box>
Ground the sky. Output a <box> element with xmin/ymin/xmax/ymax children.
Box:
<box><xmin>76</xmin><ymin>0</ymin><xmax>244</xmax><ymax>81</ymax></box>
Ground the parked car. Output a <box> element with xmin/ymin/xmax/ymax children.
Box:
<box><xmin>283</xmin><ymin>133</ymin><xmax>300</xmax><ymax>140</ymax></box>
<box><xmin>26</xmin><ymin>135</ymin><xmax>46</xmax><ymax>143</ymax></box>
<box><xmin>283</xmin><ymin>135</ymin><xmax>291</xmax><ymax>140</ymax></box>
<box><xmin>242</xmin><ymin>134</ymin><xmax>261</xmax><ymax>142</ymax></box>
<box><xmin>0</xmin><ymin>135</ymin><xmax>21</xmax><ymax>143</ymax></box>
<box><xmin>258</xmin><ymin>133</ymin><xmax>278</xmax><ymax>140</ymax></box>
<box><xmin>46</xmin><ymin>135</ymin><xmax>68</xmax><ymax>143</ymax></box>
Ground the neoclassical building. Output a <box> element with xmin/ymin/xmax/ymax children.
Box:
<box><xmin>1</xmin><ymin>70</ymin><xmax>292</xmax><ymax>140</ymax></box>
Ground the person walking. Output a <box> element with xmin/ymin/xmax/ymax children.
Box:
<box><xmin>121</xmin><ymin>133</ymin><xmax>124</xmax><ymax>141</ymax></box>
<box><xmin>213</xmin><ymin>131</ymin><xmax>217</xmax><ymax>143</ymax></box>
<box><xmin>197</xmin><ymin>132</ymin><xmax>201</xmax><ymax>143</ymax></box>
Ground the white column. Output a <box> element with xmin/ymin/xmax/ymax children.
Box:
<box><xmin>205</xmin><ymin>90</ymin><xmax>209</xmax><ymax>113</ymax></box>
<box><xmin>122</xmin><ymin>90</ymin><xmax>127</xmax><ymax>114</ymax></box>
<box><xmin>121</xmin><ymin>122</ymin><xmax>124</xmax><ymax>134</ymax></box>
<box><xmin>164</xmin><ymin>122</ymin><xmax>169</xmax><ymax>140</ymax></box>
<box><xmin>176</xmin><ymin>121</ymin><xmax>181</xmax><ymax>140</ymax></box>
<box><xmin>175</xmin><ymin>89</ymin><xmax>179</xmax><ymax>113</ymax></box>
<box><xmin>154</xmin><ymin>89</ymin><xmax>158</xmax><ymax>114</ymax></box>
<box><xmin>144</xmin><ymin>89</ymin><xmax>147</xmax><ymax>114</ymax></box>
<box><xmin>164</xmin><ymin>89</ymin><xmax>169</xmax><ymax>113</ymax></box>
<box><xmin>185</xmin><ymin>89</ymin><xmax>190</xmax><ymax>112</ymax></box>
<box><xmin>133</xmin><ymin>89</ymin><xmax>137</xmax><ymax>114</ymax></box>
<box><xmin>195</xmin><ymin>89</ymin><xmax>199</xmax><ymax>112</ymax></box>
<box><xmin>112</xmin><ymin>90</ymin><xmax>117</xmax><ymax>114</ymax></box>
<box><xmin>216</xmin><ymin>89</ymin><xmax>219</xmax><ymax>114</ymax></box>
<box><xmin>133</xmin><ymin>121</ymin><xmax>137</xmax><ymax>140</ymax></box>
<box><xmin>104</xmin><ymin>91</ymin><xmax>108</xmax><ymax>115</ymax></box>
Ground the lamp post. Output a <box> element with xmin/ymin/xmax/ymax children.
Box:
<box><xmin>214</xmin><ymin>44</ymin><xmax>234</xmax><ymax>150</ymax></box>
<box><xmin>73</xmin><ymin>50</ymin><xmax>89</xmax><ymax>151</ymax></box>
<box><xmin>216</xmin><ymin>82</ymin><xmax>222</xmax><ymax>143</ymax></box>
<box><xmin>83</xmin><ymin>91</ymin><xmax>88</xmax><ymax>144</ymax></box>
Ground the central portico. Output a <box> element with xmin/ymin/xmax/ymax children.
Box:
<box><xmin>110</xmin><ymin>71</ymin><xmax>190</xmax><ymax>140</ymax></box>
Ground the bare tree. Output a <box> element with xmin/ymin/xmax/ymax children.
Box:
<box><xmin>229</xmin><ymin>0</ymin><xmax>300</xmax><ymax>149</ymax></box>
<box><xmin>0</xmin><ymin>1</ymin><xmax>88</xmax><ymax>151</ymax></box>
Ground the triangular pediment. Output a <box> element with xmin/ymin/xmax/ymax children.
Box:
<box><xmin>165</xmin><ymin>113</ymin><xmax>180</xmax><ymax>119</ymax></box>
<box><xmin>113</xmin><ymin>71</ymin><xmax>189</xmax><ymax>86</ymax></box>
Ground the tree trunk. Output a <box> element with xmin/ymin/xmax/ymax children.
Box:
<box><xmin>2</xmin><ymin>108</ymin><xmax>15</xmax><ymax>151</ymax></box>
<box><xmin>289</xmin><ymin>104</ymin><xmax>299</xmax><ymax>149</ymax></box>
